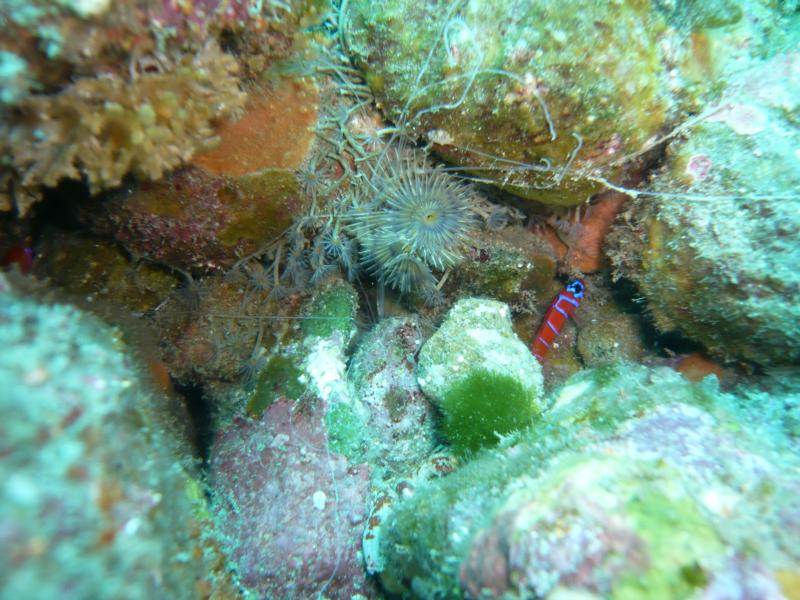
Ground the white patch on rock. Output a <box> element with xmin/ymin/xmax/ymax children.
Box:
<box><xmin>303</xmin><ymin>338</ymin><xmax>351</xmax><ymax>403</ymax></box>
<box><xmin>552</xmin><ymin>380</ymin><xmax>593</xmax><ymax>410</ymax></box>
<box><xmin>312</xmin><ymin>490</ymin><xmax>327</xmax><ymax>511</ymax></box>
<box><xmin>709</xmin><ymin>102</ymin><xmax>768</xmax><ymax>136</ymax></box>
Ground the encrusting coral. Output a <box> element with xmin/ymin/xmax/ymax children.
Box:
<box><xmin>2</xmin><ymin>42</ymin><xmax>245</xmax><ymax>215</ymax></box>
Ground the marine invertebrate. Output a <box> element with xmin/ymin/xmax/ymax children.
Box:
<box><xmin>349</xmin><ymin>148</ymin><xmax>475</xmax><ymax>297</ymax></box>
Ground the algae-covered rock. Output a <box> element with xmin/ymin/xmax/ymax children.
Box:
<box><xmin>99</xmin><ymin>163</ymin><xmax>305</xmax><ymax>274</ymax></box>
<box><xmin>451</xmin><ymin>225</ymin><xmax>557</xmax><ymax>307</ymax></box>
<box><xmin>348</xmin><ymin>316</ymin><xmax>438</xmax><ymax>475</ymax></box>
<box><xmin>656</xmin><ymin>0</ymin><xmax>800</xmax><ymax>100</ymax></box>
<box><xmin>367</xmin><ymin>364</ymin><xmax>800</xmax><ymax>599</ymax></box>
<box><xmin>607</xmin><ymin>52</ymin><xmax>800</xmax><ymax>367</ymax></box>
<box><xmin>0</xmin><ymin>0</ymin><xmax>323</xmax><ymax>214</ymax></box>
<box><xmin>34</xmin><ymin>229</ymin><xmax>179</xmax><ymax>314</ymax></box>
<box><xmin>416</xmin><ymin>298</ymin><xmax>545</xmax><ymax>454</ymax></box>
<box><xmin>208</xmin><ymin>277</ymin><xmax>376</xmax><ymax>597</ymax></box>
<box><xmin>576</xmin><ymin>310</ymin><xmax>645</xmax><ymax>368</ymax></box>
<box><xmin>210</xmin><ymin>399</ymin><xmax>374</xmax><ymax>599</ymax></box>
<box><xmin>0</xmin><ymin>275</ymin><xmax>237</xmax><ymax>599</ymax></box>
<box><xmin>101</xmin><ymin>77</ymin><xmax>320</xmax><ymax>273</ymax></box>
<box><xmin>300</xmin><ymin>278</ymin><xmax>359</xmax><ymax>343</ymax></box>
<box><xmin>346</xmin><ymin>0</ymin><xmax>679</xmax><ymax>206</ymax></box>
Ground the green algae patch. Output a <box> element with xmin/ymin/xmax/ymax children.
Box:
<box><xmin>417</xmin><ymin>298</ymin><xmax>545</xmax><ymax>454</ymax></box>
<box><xmin>246</xmin><ymin>354</ymin><xmax>305</xmax><ymax>417</ymax></box>
<box><xmin>325</xmin><ymin>400</ymin><xmax>368</xmax><ymax>460</ymax></box>
<box><xmin>438</xmin><ymin>368</ymin><xmax>536</xmax><ymax>454</ymax></box>
<box><xmin>300</xmin><ymin>280</ymin><xmax>358</xmax><ymax>341</ymax></box>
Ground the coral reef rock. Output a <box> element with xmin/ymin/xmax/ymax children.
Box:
<box><xmin>368</xmin><ymin>364</ymin><xmax>800</xmax><ymax>599</ymax></box>
<box><xmin>607</xmin><ymin>55</ymin><xmax>800</xmax><ymax>367</ymax></box>
<box><xmin>346</xmin><ymin>0</ymin><xmax>681</xmax><ymax>206</ymax></box>
<box><xmin>348</xmin><ymin>316</ymin><xmax>438</xmax><ymax>476</ymax></box>
<box><xmin>417</xmin><ymin>297</ymin><xmax>545</xmax><ymax>454</ymax></box>
<box><xmin>0</xmin><ymin>274</ymin><xmax>237</xmax><ymax>599</ymax></box>
<box><xmin>209</xmin><ymin>399</ymin><xmax>374</xmax><ymax>599</ymax></box>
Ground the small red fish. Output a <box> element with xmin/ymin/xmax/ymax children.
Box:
<box><xmin>2</xmin><ymin>244</ymin><xmax>34</xmax><ymax>274</ymax></box>
<box><xmin>531</xmin><ymin>279</ymin><xmax>585</xmax><ymax>362</ymax></box>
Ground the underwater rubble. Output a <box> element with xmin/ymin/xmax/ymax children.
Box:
<box><xmin>1</xmin><ymin>0</ymin><xmax>800</xmax><ymax>599</ymax></box>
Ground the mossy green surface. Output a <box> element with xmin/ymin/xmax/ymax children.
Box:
<box><xmin>246</xmin><ymin>354</ymin><xmax>305</xmax><ymax>416</ymax></box>
<box><xmin>300</xmin><ymin>279</ymin><xmax>358</xmax><ymax>341</ymax></box>
<box><xmin>325</xmin><ymin>400</ymin><xmax>368</xmax><ymax>460</ymax></box>
<box><xmin>438</xmin><ymin>367</ymin><xmax>536</xmax><ymax>454</ymax></box>
<box><xmin>370</xmin><ymin>364</ymin><xmax>800</xmax><ymax>598</ymax></box>
<box><xmin>614</xmin><ymin>478</ymin><xmax>722</xmax><ymax>599</ymax></box>
<box><xmin>416</xmin><ymin>298</ymin><xmax>545</xmax><ymax>454</ymax></box>
<box><xmin>497</xmin><ymin>454</ymin><xmax>726</xmax><ymax>600</ymax></box>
